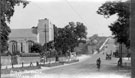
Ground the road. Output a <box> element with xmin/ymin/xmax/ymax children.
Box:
<box><xmin>2</xmin><ymin>38</ymin><xmax>131</xmax><ymax>78</ymax></box>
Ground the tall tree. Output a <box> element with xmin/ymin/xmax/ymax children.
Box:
<box><xmin>54</xmin><ymin>28</ymin><xmax>69</xmax><ymax>54</ymax></box>
<box><xmin>54</xmin><ymin>22</ymin><xmax>87</xmax><ymax>55</ymax></box>
<box><xmin>75</xmin><ymin>22</ymin><xmax>87</xmax><ymax>40</ymax></box>
<box><xmin>97</xmin><ymin>1</ymin><xmax>130</xmax><ymax>66</ymax></box>
<box><xmin>0</xmin><ymin>0</ymin><xmax>28</xmax><ymax>54</ymax></box>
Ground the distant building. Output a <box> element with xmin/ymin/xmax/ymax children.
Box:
<box><xmin>8</xmin><ymin>18</ymin><xmax>54</xmax><ymax>53</ymax></box>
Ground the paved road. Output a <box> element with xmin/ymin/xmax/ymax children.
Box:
<box><xmin>2</xmin><ymin>38</ymin><xmax>131</xmax><ymax>78</ymax></box>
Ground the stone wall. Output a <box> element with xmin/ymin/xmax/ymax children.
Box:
<box><xmin>1</xmin><ymin>56</ymin><xmax>40</xmax><ymax>66</ymax></box>
<box><xmin>1</xmin><ymin>56</ymin><xmax>11</xmax><ymax>66</ymax></box>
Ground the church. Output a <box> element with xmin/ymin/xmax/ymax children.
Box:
<box><xmin>8</xmin><ymin>18</ymin><xmax>54</xmax><ymax>53</ymax></box>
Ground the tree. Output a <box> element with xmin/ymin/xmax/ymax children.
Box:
<box><xmin>97</xmin><ymin>1</ymin><xmax>130</xmax><ymax>48</ymax></box>
<box><xmin>97</xmin><ymin>1</ymin><xmax>130</xmax><ymax>66</ymax></box>
<box><xmin>54</xmin><ymin>28</ymin><xmax>69</xmax><ymax>54</ymax></box>
<box><xmin>75</xmin><ymin>22</ymin><xmax>87</xmax><ymax>40</ymax></box>
<box><xmin>54</xmin><ymin>22</ymin><xmax>87</xmax><ymax>55</ymax></box>
<box><xmin>0</xmin><ymin>0</ymin><xmax>29</xmax><ymax>54</ymax></box>
<box><xmin>31</xmin><ymin>43</ymin><xmax>43</xmax><ymax>54</ymax></box>
<box><xmin>53</xmin><ymin>25</ymin><xmax>63</xmax><ymax>52</ymax></box>
<box><xmin>43</xmin><ymin>41</ymin><xmax>54</xmax><ymax>51</ymax></box>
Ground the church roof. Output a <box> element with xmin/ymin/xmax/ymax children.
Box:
<box><xmin>9</xmin><ymin>29</ymin><xmax>37</xmax><ymax>38</ymax></box>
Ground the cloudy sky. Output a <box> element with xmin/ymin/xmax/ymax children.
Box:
<box><xmin>9</xmin><ymin>0</ymin><xmax>123</xmax><ymax>37</ymax></box>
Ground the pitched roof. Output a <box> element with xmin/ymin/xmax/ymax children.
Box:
<box><xmin>9</xmin><ymin>29</ymin><xmax>37</xmax><ymax>38</ymax></box>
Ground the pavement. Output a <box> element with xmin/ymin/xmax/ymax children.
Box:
<box><xmin>1</xmin><ymin>38</ymin><xmax>131</xmax><ymax>78</ymax></box>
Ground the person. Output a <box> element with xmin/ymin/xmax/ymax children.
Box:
<box><xmin>96</xmin><ymin>58</ymin><xmax>101</xmax><ymax>71</ymax></box>
<box><xmin>118</xmin><ymin>58</ymin><xmax>122</xmax><ymax>66</ymax></box>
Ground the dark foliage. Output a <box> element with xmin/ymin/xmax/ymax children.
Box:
<box><xmin>97</xmin><ymin>1</ymin><xmax>130</xmax><ymax>48</ymax></box>
<box><xmin>31</xmin><ymin>43</ymin><xmax>43</xmax><ymax>53</ymax></box>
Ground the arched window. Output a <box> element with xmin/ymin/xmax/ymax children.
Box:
<box><xmin>10</xmin><ymin>40</ymin><xmax>18</xmax><ymax>53</ymax></box>
<box><xmin>21</xmin><ymin>42</ymin><xmax>23</xmax><ymax>52</ymax></box>
<box><xmin>27</xmin><ymin>40</ymin><xmax>34</xmax><ymax>53</ymax></box>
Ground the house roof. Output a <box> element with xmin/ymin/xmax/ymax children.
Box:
<box><xmin>9</xmin><ymin>29</ymin><xmax>37</xmax><ymax>38</ymax></box>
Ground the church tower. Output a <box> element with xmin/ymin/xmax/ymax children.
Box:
<box><xmin>37</xmin><ymin>18</ymin><xmax>54</xmax><ymax>45</ymax></box>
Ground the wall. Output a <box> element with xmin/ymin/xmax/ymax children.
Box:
<box><xmin>1</xmin><ymin>56</ymin><xmax>11</xmax><ymax>66</ymax></box>
<box><xmin>1</xmin><ymin>56</ymin><xmax>40</xmax><ymax>66</ymax></box>
<box><xmin>18</xmin><ymin>57</ymin><xmax>40</xmax><ymax>64</ymax></box>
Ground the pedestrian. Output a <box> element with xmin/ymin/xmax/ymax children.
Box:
<box><xmin>96</xmin><ymin>58</ymin><xmax>101</xmax><ymax>71</ymax></box>
<box><xmin>118</xmin><ymin>58</ymin><xmax>122</xmax><ymax>67</ymax></box>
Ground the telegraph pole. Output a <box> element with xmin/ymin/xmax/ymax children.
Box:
<box><xmin>45</xmin><ymin>24</ymin><xmax>47</xmax><ymax>52</ymax></box>
<box><xmin>120</xmin><ymin>43</ymin><xmax>122</xmax><ymax>66</ymax></box>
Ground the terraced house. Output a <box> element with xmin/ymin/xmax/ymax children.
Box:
<box><xmin>8</xmin><ymin>18</ymin><xmax>54</xmax><ymax>53</ymax></box>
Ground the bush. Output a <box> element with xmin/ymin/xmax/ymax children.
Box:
<box><xmin>12</xmin><ymin>51</ymin><xmax>21</xmax><ymax>56</ymax></box>
<box><xmin>31</xmin><ymin>43</ymin><xmax>43</xmax><ymax>53</ymax></box>
<box><xmin>20</xmin><ymin>53</ymin><xmax>40</xmax><ymax>57</ymax></box>
<box><xmin>1</xmin><ymin>51</ymin><xmax>12</xmax><ymax>56</ymax></box>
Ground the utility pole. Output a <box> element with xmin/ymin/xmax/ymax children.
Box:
<box><xmin>120</xmin><ymin>43</ymin><xmax>122</xmax><ymax>66</ymax></box>
<box><xmin>43</xmin><ymin>23</ymin><xmax>47</xmax><ymax>64</ymax></box>
<box><xmin>45</xmin><ymin>24</ymin><xmax>47</xmax><ymax>52</ymax></box>
<box><xmin>118</xmin><ymin>43</ymin><xmax>122</xmax><ymax>67</ymax></box>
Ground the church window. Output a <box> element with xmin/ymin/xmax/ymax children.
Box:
<box><xmin>27</xmin><ymin>40</ymin><xmax>34</xmax><ymax>53</ymax></box>
<box><xmin>11</xmin><ymin>41</ymin><xmax>17</xmax><ymax>53</ymax></box>
<box><xmin>21</xmin><ymin>42</ymin><xmax>23</xmax><ymax>52</ymax></box>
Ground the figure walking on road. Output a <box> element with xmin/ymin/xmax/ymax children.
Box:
<box><xmin>96</xmin><ymin>58</ymin><xmax>101</xmax><ymax>71</ymax></box>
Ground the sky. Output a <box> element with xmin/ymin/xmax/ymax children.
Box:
<box><xmin>9</xmin><ymin>0</ymin><xmax>124</xmax><ymax>37</ymax></box>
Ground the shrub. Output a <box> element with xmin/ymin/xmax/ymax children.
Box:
<box><xmin>31</xmin><ymin>43</ymin><xmax>43</xmax><ymax>53</ymax></box>
<box><xmin>1</xmin><ymin>51</ymin><xmax>12</xmax><ymax>56</ymax></box>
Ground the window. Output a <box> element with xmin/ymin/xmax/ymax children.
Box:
<box><xmin>11</xmin><ymin>41</ymin><xmax>17</xmax><ymax>53</ymax></box>
<box><xmin>27</xmin><ymin>40</ymin><xmax>34</xmax><ymax>53</ymax></box>
<box><xmin>21</xmin><ymin>42</ymin><xmax>23</xmax><ymax>52</ymax></box>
